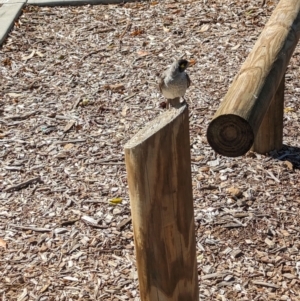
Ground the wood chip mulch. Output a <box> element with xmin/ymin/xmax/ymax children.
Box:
<box><xmin>1</xmin><ymin>0</ymin><xmax>300</xmax><ymax>300</ymax></box>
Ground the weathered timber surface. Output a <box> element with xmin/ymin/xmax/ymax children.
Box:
<box><xmin>251</xmin><ymin>75</ymin><xmax>285</xmax><ymax>154</ymax></box>
<box><xmin>207</xmin><ymin>0</ymin><xmax>300</xmax><ymax>157</ymax></box>
<box><xmin>124</xmin><ymin>105</ymin><xmax>199</xmax><ymax>301</ymax></box>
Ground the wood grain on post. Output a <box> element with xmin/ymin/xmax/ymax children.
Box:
<box><xmin>207</xmin><ymin>0</ymin><xmax>300</xmax><ymax>157</ymax></box>
<box><xmin>124</xmin><ymin>106</ymin><xmax>199</xmax><ymax>301</ymax></box>
<box><xmin>251</xmin><ymin>75</ymin><xmax>285</xmax><ymax>154</ymax></box>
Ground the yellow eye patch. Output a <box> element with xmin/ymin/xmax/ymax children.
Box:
<box><xmin>180</xmin><ymin>64</ymin><xmax>185</xmax><ymax>68</ymax></box>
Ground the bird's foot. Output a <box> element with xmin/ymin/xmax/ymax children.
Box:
<box><xmin>181</xmin><ymin>99</ymin><xmax>189</xmax><ymax>108</ymax></box>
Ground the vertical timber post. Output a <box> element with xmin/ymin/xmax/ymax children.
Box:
<box><xmin>252</xmin><ymin>75</ymin><xmax>285</xmax><ymax>154</ymax></box>
<box><xmin>124</xmin><ymin>105</ymin><xmax>199</xmax><ymax>301</ymax></box>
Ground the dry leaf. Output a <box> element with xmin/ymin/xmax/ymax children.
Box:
<box><xmin>7</xmin><ymin>93</ymin><xmax>23</xmax><ymax>97</ymax></box>
<box><xmin>189</xmin><ymin>58</ymin><xmax>197</xmax><ymax>66</ymax></box>
<box><xmin>166</xmin><ymin>4</ymin><xmax>178</xmax><ymax>9</ymax></box>
<box><xmin>231</xmin><ymin>44</ymin><xmax>240</xmax><ymax>50</ymax></box>
<box><xmin>207</xmin><ymin>159</ymin><xmax>219</xmax><ymax>167</ymax></box>
<box><xmin>283</xmin><ymin>160</ymin><xmax>294</xmax><ymax>170</ymax></box>
<box><xmin>283</xmin><ymin>273</ymin><xmax>297</xmax><ymax>279</ymax></box>
<box><xmin>199</xmin><ymin>166</ymin><xmax>209</xmax><ymax>172</ymax></box>
<box><xmin>36</xmin><ymin>51</ymin><xmax>45</xmax><ymax>57</ymax></box>
<box><xmin>121</xmin><ymin>105</ymin><xmax>128</xmax><ymax>117</ymax></box>
<box><xmin>81</xmin><ymin>215</ymin><xmax>98</xmax><ymax>226</ymax></box>
<box><xmin>109</xmin><ymin>197</ymin><xmax>123</xmax><ymax>205</ymax></box>
<box><xmin>199</xmin><ymin>24</ymin><xmax>210</xmax><ymax>32</ymax></box>
<box><xmin>264</xmin><ymin>237</ymin><xmax>274</xmax><ymax>246</ymax></box>
<box><xmin>63</xmin><ymin>143</ymin><xmax>74</xmax><ymax>151</ymax></box>
<box><xmin>137</xmin><ymin>50</ymin><xmax>149</xmax><ymax>57</ymax></box>
<box><xmin>63</xmin><ymin>276</ymin><xmax>79</xmax><ymax>281</ymax></box>
<box><xmin>284</xmin><ymin>107</ymin><xmax>294</xmax><ymax>113</ymax></box>
<box><xmin>0</xmin><ymin>133</ymin><xmax>9</xmax><ymax>139</ymax></box>
<box><xmin>17</xmin><ymin>288</ymin><xmax>28</xmax><ymax>301</ymax></box>
<box><xmin>194</xmin><ymin>155</ymin><xmax>205</xmax><ymax>162</ymax></box>
<box><xmin>131</xmin><ymin>29</ymin><xmax>144</xmax><ymax>36</ymax></box>
<box><xmin>40</xmin><ymin>283</ymin><xmax>51</xmax><ymax>293</ymax></box>
<box><xmin>0</xmin><ymin>238</ymin><xmax>7</xmax><ymax>249</ymax></box>
<box><xmin>21</xmin><ymin>50</ymin><xmax>35</xmax><ymax>61</ymax></box>
<box><xmin>63</xmin><ymin>120</ymin><xmax>76</xmax><ymax>133</ymax></box>
<box><xmin>104</xmin><ymin>84</ymin><xmax>125</xmax><ymax>91</ymax></box>
<box><xmin>39</xmin><ymin>244</ymin><xmax>48</xmax><ymax>252</ymax></box>
<box><xmin>226</xmin><ymin>186</ymin><xmax>243</xmax><ymax>198</ymax></box>
<box><xmin>280</xmin><ymin>229</ymin><xmax>290</xmax><ymax>237</ymax></box>
<box><xmin>81</xmin><ymin>98</ymin><xmax>89</xmax><ymax>106</ymax></box>
<box><xmin>2</xmin><ymin>57</ymin><xmax>11</xmax><ymax>66</ymax></box>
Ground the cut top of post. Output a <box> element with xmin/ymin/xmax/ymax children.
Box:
<box><xmin>124</xmin><ymin>106</ymin><xmax>186</xmax><ymax>149</ymax></box>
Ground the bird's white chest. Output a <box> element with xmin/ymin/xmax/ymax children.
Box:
<box><xmin>162</xmin><ymin>72</ymin><xmax>188</xmax><ymax>99</ymax></box>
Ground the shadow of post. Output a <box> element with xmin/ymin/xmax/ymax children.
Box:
<box><xmin>269</xmin><ymin>144</ymin><xmax>300</xmax><ymax>169</ymax></box>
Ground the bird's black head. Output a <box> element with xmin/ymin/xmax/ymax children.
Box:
<box><xmin>178</xmin><ymin>59</ymin><xmax>189</xmax><ymax>72</ymax></box>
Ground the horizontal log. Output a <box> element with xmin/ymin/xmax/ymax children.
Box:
<box><xmin>124</xmin><ymin>106</ymin><xmax>199</xmax><ymax>301</ymax></box>
<box><xmin>207</xmin><ymin>0</ymin><xmax>300</xmax><ymax>157</ymax></box>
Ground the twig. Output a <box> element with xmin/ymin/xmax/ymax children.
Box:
<box><xmin>86</xmin><ymin>157</ymin><xmax>125</xmax><ymax>165</ymax></box>
<box><xmin>201</xmin><ymin>271</ymin><xmax>230</xmax><ymax>280</ymax></box>
<box><xmin>82</xmin><ymin>223</ymin><xmax>108</xmax><ymax>229</ymax></box>
<box><xmin>266</xmin><ymin>170</ymin><xmax>280</xmax><ymax>183</ymax></box>
<box><xmin>73</xmin><ymin>98</ymin><xmax>82</xmax><ymax>109</ymax></box>
<box><xmin>80</xmin><ymin>47</ymin><xmax>106</xmax><ymax>61</ymax></box>
<box><xmin>122</xmin><ymin>93</ymin><xmax>137</xmax><ymax>101</ymax></box>
<box><xmin>54</xmin><ymin>139</ymin><xmax>86</xmax><ymax>145</ymax></box>
<box><xmin>222</xmin><ymin>223</ymin><xmax>245</xmax><ymax>229</ymax></box>
<box><xmin>0</xmin><ymin>139</ymin><xmax>29</xmax><ymax>144</ymax></box>
<box><xmin>117</xmin><ymin>217</ymin><xmax>132</xmax><ymax>230</ymax></box>
<box><xmin>61</xmin><ymin>217</ymin><xmax>81</xmax><ymax>226</ymax></box>
<box><xmin>43</xmin><ymin>199</ymin><xmax>55</xmax><ymax>215</ymax></box>
<box><xmin>83</xmin><ymin>199</ymin><xmax>107</xmax><ymax>204</ymax></box>
<box><xmin>200</xmin><ymin>185</ymin><xmax>218</xmax><ymax>190</ymax></box>
<box><xmin>3</xmin><ymin>176</ymin><xmax>42</xmax><ymax>192</ymax></box>
<box><xmin>4</xmin><ymin>111</ymin><xmax>39</xmax><ymax>121</ymax></box>
<box><xmin>94</xmin><ymin>28</ymin><xmax>115</xmax><ymax>34</ymax></box>
<box><xmin>119</xmin><ymin>20</ymin><xmax>132</xmax><ymax>40</ymax></box>
<box><xmin>89</xmin><ymin>161</ymin><xmax>125</xmax><ymax>165</ymax></box>
<box><xmin>9</xmin><ymin>224</ymin><xmax>52</xmax><ymax>232</ymax></box>
<box><xmin>252</xmin><ymin>280</ymin><xmax>279</xmax><ymax>289</ymax></box>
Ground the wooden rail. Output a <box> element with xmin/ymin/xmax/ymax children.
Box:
<box><xmin>207</xmin><ymin>0</ymin><xmax>300</xmax><ymax>157</ymax></box>
<box><xmin>124</xmin><ymin>105</ymin><xmax>199</xmax><ymax>301</ymax></box>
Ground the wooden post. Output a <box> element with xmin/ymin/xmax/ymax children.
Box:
<box><xmin>124</xmin><ymin>105</ymin><xmax>199</xmax><ymax>301</ymax></box>
<box><xmin>207</xmin><ymin>0</ymin><xmax>300</xmax><ymax>157</ymax></box>
<box><xmin>251</xmin><ymin>75</ymin><xmax>285</xmax><ymax>154</ymax></box>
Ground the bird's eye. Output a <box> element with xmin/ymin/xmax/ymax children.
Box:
<box><xmin>180</xmin><ymin>64</ymin><xmax>185</xmax><ymax>68</ymax></box>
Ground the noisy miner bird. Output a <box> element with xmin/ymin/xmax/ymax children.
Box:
<box><xmin>159</xmin><ymin>59</ymin><xmax>191</xmax><ymax>108</ymax></box>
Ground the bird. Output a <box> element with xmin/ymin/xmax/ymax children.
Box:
<box><xmin>159</xmin><ymin>59</ymin><xmax>191</xmax><ymax>109</ymax></box>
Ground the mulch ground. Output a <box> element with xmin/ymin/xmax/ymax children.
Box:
<box><xmin>1</xmin><ymin>0</ymin><xmax>300</xmax><ymax>300</ymax></box>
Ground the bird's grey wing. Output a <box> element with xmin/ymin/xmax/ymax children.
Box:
<box><xmin>186</xmin><ymin>73</ymin><xmax>191</xmax><ymax>88</ymax></box>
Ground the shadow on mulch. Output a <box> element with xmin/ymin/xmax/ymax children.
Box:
<box><xmin>270</xmin><ymin>144</ymin><xmax>300</xmax><ymax>169</ymax></box>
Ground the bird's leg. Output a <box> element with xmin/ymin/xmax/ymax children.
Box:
<box><xmin>181</xmin><ymin>97</ymin><xmax>187</xmax><ymax>106</ymax></box>
<box><xmin>169</xmin><ymin>97</ymin><xmax>181</xmax><ymax>109</ymax></box>
<box><xmin>166</xmin><ymin>99</ymin><xmax>170</xmax><ymax>109</ymax></box>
